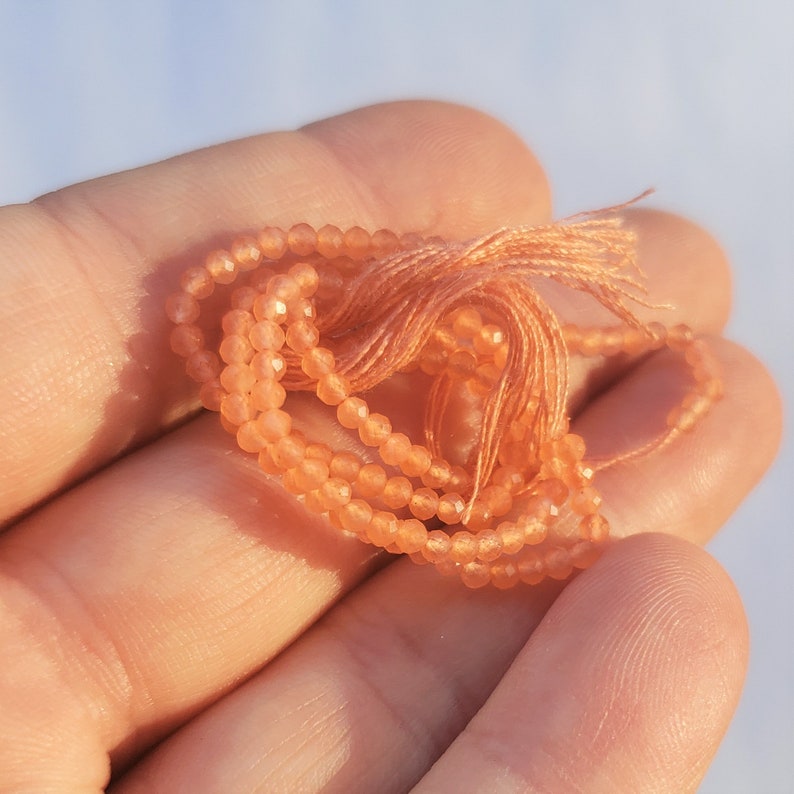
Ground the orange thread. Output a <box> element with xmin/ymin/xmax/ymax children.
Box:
<box><xmin>166</xmin><ymin>209</ymin><xmax>722</xmax><ymax>589</ymax></box>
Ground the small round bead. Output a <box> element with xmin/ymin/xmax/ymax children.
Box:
<box><xmin>251</xmin><ymin>350</ymin><xmax>287</xmax><ymax>381</ymax></box>
<box><xmin>400</xmin><ymin>445</ymin><xmax>432</xmax><ymax>477</ymax></box>
<box><xmin>476</xmin><ymin>529</ymin><xmax>503</xmax><ymax>562</ymax></box>
<box><xmin>305</xmin><ymin>443</ymin><xmax>334</xmax><ymax>465</ymax></box>
<box><xmin>381</xmin><ymin>476</ymin><xmax>413</xmax><ymax>509</ymax></box>
<box><xmin>490</xmin><ymin>560</ymin><xmax>520</xmax><ymax>590</ymax></box>
<box><xmin>257</xmin><ymin>446</ymin><xmax>282</xmax><ymax>475</ymax></box>
<box><xmin>343</xmin><ymin>226</ymin><xmax>371</xmax><ymax>259</ymax></box>
<box><xmin>320</xmin><ymin>478</ymin><xmax>353</xmax><ymax>510</ymax></box>
<box><xmin>301</xmin><ymin>347</ymin><xmax>336</xmax><ymax>379</ymax></box>
<box><xmin>355</xmin><ymin>463</ymin><xmax>388</xmax><ymax>498</ymax></box>
<box><xmin>165</xmin><ymin>292</ymin><xmax>200</xmax><ymax>325</ymax></box>
<box><xmin>516</xmin><ymin>513</ymin><xmax>547</xmax><ymax>546</ymax></box>
<box><xmin>463</xmin><ymin>501</ymin><xmax>493</xmax><ymax>531</ymax></box>
<box><xmin>293</xmin><ymin>458</ymin><xmax>330</xmax><ymax>492</ymax></box>
<box><xmin>220</xmin><ymin>363</ymin><xmax>256</xmax><ymax>394</ymax></box>
<box><xmin>222</xmin><ymin>309</ymin><xmax>256</xmax><ymax>337</ymax></box>
<box><xmin>289</xmin><ymin>262</ymin><xmax>320</xmax><ymax>297</ymax></box>
<box><xmin>367</xmin><ymin>510</ymin><xmax>399</xmax><ymax>547</ymax></box>
<box><xmin>491</xmin><ymin>465</ymin><xmax>524</xmax><ymax>493</ymax></box>
<box><xmin>316</xmin><ymin>224</ymin><xmax>344</xmax><ymax>258</ymax></box>
<box><xmin>358</xmin><ymin>413</ymin><xmax>393</xmax><ymax>446</ymax></box>
<box><xmin>437</xmin><ymin>493</ymin><xmax>466</xmax><ymax>524</ymax></box>
<box><xmin>449</xmin><ymin>531</ymin><xmax>478</xmax><ymax>564</ymax></box>
<box><xmin>316</xmin><ymin>372</ymin><xmax>350</xmax><ymax>405</ymax></box>
<box><xmin>230</xmin><ymin>235</ymin><xmax>263</xmax><ymax>271</ymax></box>
<box><xmin>473</xmin><ymin>323</ymin><xmax>505</xmax><ymax>355</ymax></box>
<box><xmin>579</xmin><ymin>513</ymin><xmax>610</xmax><ymax>543</ymax></box>
<box><xmin>329</xmin><ymin>451</ymin><xmax>362</xmax><ymax>482</ymax></box>
<box><xmin>170</xmin><ymin>324</ymin><xmax>205</xmax><ymax>357</ymax></box>
<box><xmin>371</xmin><ymin>228</ymin><xmax>400</xmax><ymax>257</ymax></box>
<box><xmin>258</xmin><ymin>226</ymin><xmax>288</xmax><ymax>260</ymax></box>
<box><xmin>421</xmin><ymin>529</ymin><xmax>452</xmax><ymax>564</ymax></box>
<box><xmin>256</xmin><ymin>409</ymin><xmax>292</xmax><ymax>441</ymax></box>
<box><xmin>185</xmin><ymin>350</ymin><xmax>221</xmax><ymax>382</ymax></box>
<box><xmin>271</xmin><ymin>434</ymin><xmax>306</xmax><ymax>469</ymax></box>
<box><xmin>180</xmin><ymin>266</ymin><xmax>215</xmax><ymax>299</ymax></box>
<box><xmin>250</xmin><ymin>320</ymin><xmax>286</xmax><ymax>351</ymax></box>
<box><xmin>460</xmin><ymin>561</ymin><xmax>491</xmax><ymax>589</ymax></box>
<box><xmin>267</xmin><ymin>274</ymin><xmax>302</xmax><ymax>304</ymax></box>
<box><xmin>339</xmin><ymin>499</ymin><xmax>374</xmax><ymax>534</ymax></box>
<box><xmin>420</xmin><ymin>458</ymin><xmax>452</xmax><ymax>489</ymax></box>
<box><xmin>379</xmin><ymin>433</ymin><xmax>413</xmax><ymax>466</ymax></box>
<box><xmin>396</xmin><ymin>519</ymin><xmax>428</xmax><ymax>554</ymax></box>
<box><xmin>205</xmin><ymin>250</ymin><xmax>238</xmax><ymax>285</ymax></box>
<box><xmin>498</xmin><ymin>521</ymin><xmax>526</xmax><ymax>554</ymax></box>
<box><xmin>444</xmin><ymin>466</ymin><xmax>471</xmax><ymax>494</ymax></box>
<box><xmin>286</xmin><ymin>319</ymin><xmax>320</xmax><ymax>353</ymax></box>
<box><xmin>544</xmin><ymin>547</ymin><xmax>574</xmax><ymax>581</ymax></box>
<box><xmin>569</xmin><ymin>541</ymin><xmax>602</xmax><ymax>569</ymax></box>
<box><xmin>219</xmin><ymin>334</ymin><xmax>254</xmax><ymax>364</ymax></box>
<box><xmin>337</xmin><ymin>396</ymin><xmax>369</xmax><ymax>429</ymax></box>
<box><xmin>199</xmin><ymin>379</ymin><xmax>224</xmax><ymax>411</ymax></box>
<box><xmin>409</xmin><ymin>487</ymin><xmax>440</xmax><ymax>521</ymax></box>
<box><xmin>571</xmin><ymin>486</ymin><xmax>603</xmax><ymax>516</ymax></box>
<box><xmin>253</xmin><ymin>293</ymin><xmax>288</xmax><ymax>323</ymax></box>
<box><xmin>518</xmin><ymin>553</ymin><xmax>546</xmax><ymax>585</ymax></box>
<box><xmin>252</xmin><ymin>379</ymin><xmax>287</xmax><ymax>410</ymax></box>
<box><xmin>288</xmin><ymin>223</ymin><xmax>317</xmax><ymax>256</ymax></box>
<box><xmin>451</xmin><ymin>307</ymin><xmax>483</xmax><ymax>339</ymax></box>
<box><xmin>480</xmin><ymin>484</ymin><xmax>513</xmax><ymax>516</ymax></box>
<box><xmin>220</xmin><ymin>393</ymin><xmax>254</xmax><ymax>426</ymax></box>
<box><xmin>236</xmin><ymin>420</ymin><xmax>269</xmax><ymax>453</ymax></box>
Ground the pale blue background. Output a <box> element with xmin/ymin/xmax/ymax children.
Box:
<box><xmin>1</xmin><ymin>2</ymin><xmax>791</xmax><ymax>791</ymax></box>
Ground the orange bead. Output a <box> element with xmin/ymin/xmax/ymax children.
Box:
<box><xmin>256</xmin><ymin>409</ymin><xmax>292</xmax><ymax>441</ymax></box>
<box><xmin>355</xmin><ymin>463</ymin><xmax>387</xmax><ymax>498</ymax></box>
<box><xmin>258</xmin><ymin>226</ymin><xmax>287</xmax><ymax>260</ymax></box>
<box><xmin>219</xmin><ymin>334</ymin><xmax>254</xmax><ymax>364</ymax></box>
<box><xmin>199</xmin><ymin>379</ymin><xmax>224</xmax><ymax>411</ymax></box>
<box><xmin>579</xmin><ymin>513</ymin><xmax>610</xmax><ymax>543</ymax></box>
<box><xmin>358</xmin><ymin>413</ymin><xmax>393</xmax><ymax>446</ymax></box>
<box><xmin>476</xmin><ymin>529</ymin><xmax>503</xmax><ymax>562</ymax></box>
<box><xmin>305</xmin><ymin>443</ymin><xmax>334</xmax><ymax>465</ymax></box>
<box><xmin>367</xmin><ymin>510</ymin><xmax>399</xmax><ymax>547</ymax></box>
<box><xmin>271</xmin><ymin>434</ymin><xmax>306</xmax><ymax>469</ymax></box>
<box><xmin>170</xmin><ymin>324</ymin><xmax>204</xmax><ymax>357</ymax></box>
<box><xmin>288</xmin><ymin>262</ymin><xmax>320</xmax><ymax>297</ymax></box>
<box><xmin>252</xmin><ymin>379</ymin><xmax>287</xmax><ymax>410</ymax></box>
<box><xmin>491</xmin><ymin>465</ymin><xmax>524</xmax><ymax>493</ymax></box>
<box><xmin>320</xmin><ymin>478</ymin><xmax>352</xmax><ymax>510</ymax></box>
<box><xmin>236</xmin><ymin>420</ymin><xmax>269</xmax><ymax>453</ymax></box>
<box><xmin>316</xmin><ymin>224</ymin><xmax>344</xmax><ymax>258</ymax></box>
<box><xmin>437</xmin><ymin>492</ymin><xmax>466</xmax><ymax>524</ymax></box>
<box><xmin>251</xmin><ymin>350</ymin><xmax>287</xmax><ymax>381</ymax></box>
<box><xmin>449</xmin><ymin>531</ymin><xmax>478</xmax><ymax>564</ymax></box>
<box><xmin>293</xmin><ymin>458</ymin><xmax>330</xmax><ymax>492</ymax></box>
<box><xmin>166</xmin><ymin>292</ymin><xmax>200</xmax><ymax>325</ymax></box>
<box><xmin>571</xmin><ymin>486</ymin><xmax>602</xmax><ymax>516</ymax></box>
<box><xmin>451</xmin><ymin>307</ymin><xmax>482</xmax><ymax>339</ymax></box>
<box><xmin>205</xmin><ymin>250</ymin><xmax>237</xmax><ymax>285</ymax></box>
<box><xmin>220</xmin><ymin>393</ymin><xmax>254</xmax><ymax>426</ymax></box>
<box><xmin>220</xmin><ymin>363</ymin><xmax>256</xmax><ymax>394</ymax></box>
<box><xmin>460</xmin><ymin>561</ymin><xmax>491</xmax><ymax>589</ymax></box>
<box><xmin>421</xmin><ymin>529</ymin><xmax>452</xmax><ymax>564</ymax></box>
<box><xmin>230</xmin><ymin>235</ymin><xmax>263</xmax><ymax>271</ymax></box>
<box><xmin>380</xmin><ymin>433</ymin><xmax>412</xmax><ymax>466</ymax></box>
<box><xmin>301</xmin><ymin>347</ymin><xmax>336</xmax><ymax>379</ymax></box>
<box><xmin>420</xmin><ymin>458</ymin><xmax>452</xmax><ymax>489</ymax></box>
<box><xmin>498</xmin><ymin>521</ymin><xmax>525</xmax><ymax>554</ymax></box>
<box><xmin>409</xmin><ymin>487</ymin><xmax>440</xmax><ymax>521</ymax></box>
<box><xmin>288</xmin><ymin>222</ymin><xmax>317</xmax><ymax>256</ymax></box>
<box><xmin>396</xmin><ymin>519</ymin><xmax>428</xmax><ymax>554</ymax></box>
<box><xmin>371</xmin><ymin>228</ymin><xmax>400</xmax><ymax>257</ymax></box>
<box><xmin>544</xmin><ymin>547</ymin><xmax>573</xmax><ymax>581</ymax></box>
<box><xmin>447</xmin><ymin>349</ymin><xmax>477</xmax><ymax>379</ymax></box>
<box><xmin>490</xmin><ymin>560</ymin><xmax>520</xmax><ymax>590</ymax></box>
<box><xmin>316</xmin><ymin>373</ymin><xmax>350</xmax><ymax>405</ymax></box>
<box><xmin>382</xmin><ymin>476</ymin><xmax>413</xmax><ymax>509</ymax></box>
<box><xmin>518</xmin><ymin>553</ymin><xmax>545</xmax><ymax>585</ymax></box>
<box><xmin>180</xmin><ymin>266</ymin><xmax>215</xmax><ymax>299</ymax></box>
<box><xmin>400</xmin><ymin>445</ymin><xmax>432</xmax><ymax>477</ymax></box>
<box><xmin>253</xmin><ymin>293</ymin><xmax>288</xmax><ymax>323</ymax></box>
<box><xmin>339</xmin><ymin>499</ymin><xmax>374</xmax><ymax>534</ymax></box>
<box><xmin>337</xmin><ymin>397</ymin><xmax>369</xmax><ymax>429</ymax></box>
<box><xmin>250</xmin><ymin>320</ymin><xmax>286</xmax><ymax>352</ymax></box>
<box><xmin>185</xmin><ymin>350</ymin><xmax>221</xmax><ymax>383</ymax></box>
<box><xmin>343</xmin><ymin>226</ymin><xmax>371</xmax><ymax>259</ymax></box>
<box><xmin>473</xmin><ymin>323</ymin><xmax>505</xmax><ymax>355</ymax></box>
<box><xmin>329</xmin><ymin>451</ymin><xmax>362</xmax><ymax>482</ymax></box>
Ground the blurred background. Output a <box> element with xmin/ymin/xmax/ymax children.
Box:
<box><xmin>1</xmin><ymin>1</ymin><xmax>791</xmax><ymax>790</ymax></box>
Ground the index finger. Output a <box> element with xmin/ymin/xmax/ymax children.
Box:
<box><xmin>0</xmin><ymin>101</ymin><xmax>549</xmax><ymax>523</ymax></box>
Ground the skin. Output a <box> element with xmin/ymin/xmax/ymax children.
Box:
<box><xmin>0</xmin><ymin>101</ymin><xmax>781</xmax><ymax>793</ymax></box>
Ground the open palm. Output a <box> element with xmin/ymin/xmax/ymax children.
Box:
<box><xmin>0</xmin><ymin>102</ymin><xmax>780</xmax><ymax>793</ymax></box>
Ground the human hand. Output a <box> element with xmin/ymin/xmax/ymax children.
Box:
<box><xmin>0</xmin><ymin>101</ymin><xmax>781</xmax><ymax>792</ymax></box>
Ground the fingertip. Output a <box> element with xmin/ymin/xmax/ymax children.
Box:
<box><xmin>301</xmin><ymin>99</ymin><xmax>552</xmax><ymax>233</ymax></box>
